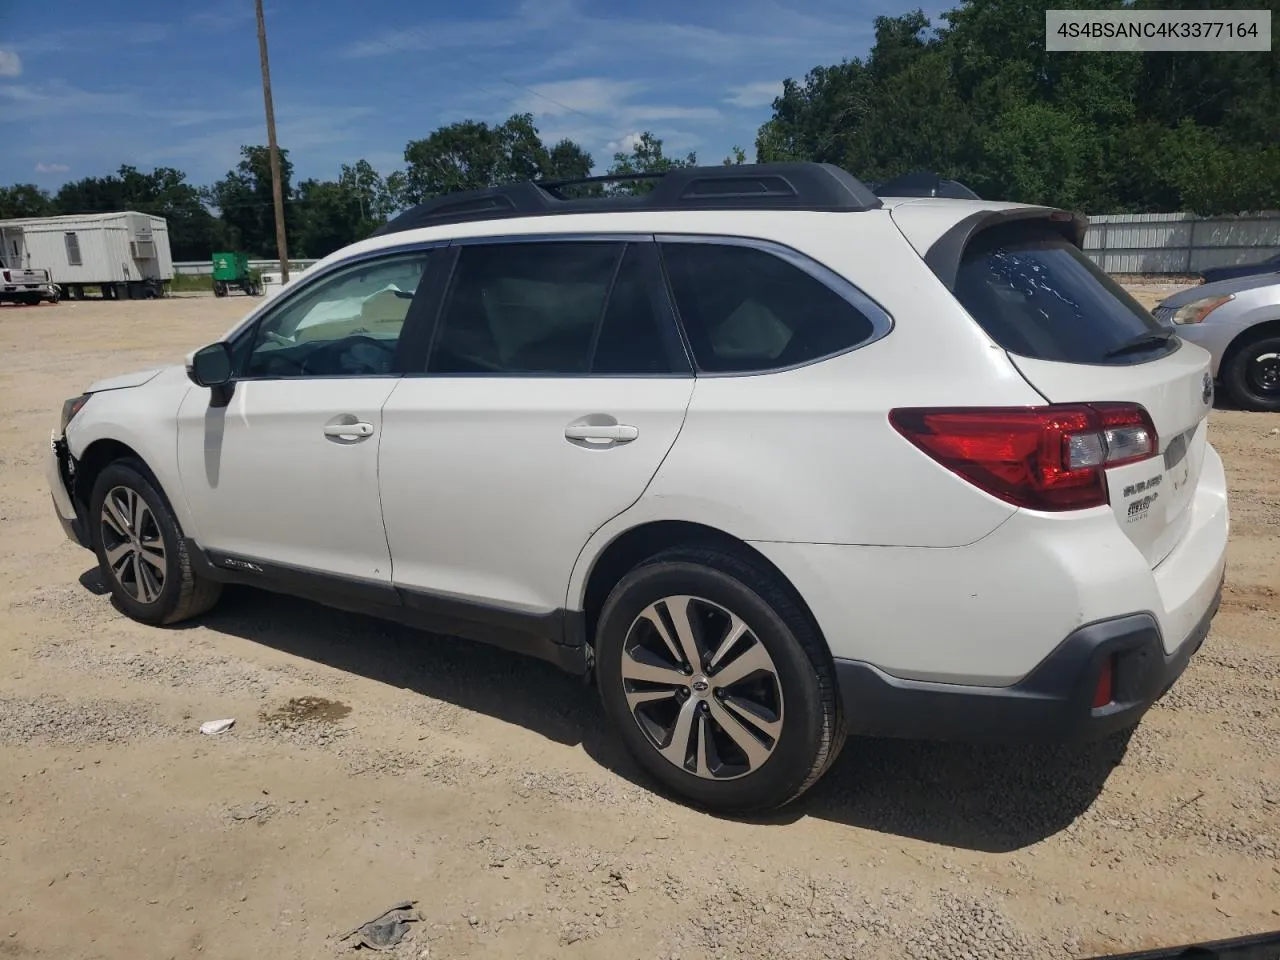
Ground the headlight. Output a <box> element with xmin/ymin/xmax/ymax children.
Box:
<box><xmin>1170</xmin><ymin>294</ymin><xmax>1233</xmax><ymax>324</ymax></box>
<box><xmin>59</xmin><ymin>394</ymin><xmax>91</xmax><ymax>434</ymax></box>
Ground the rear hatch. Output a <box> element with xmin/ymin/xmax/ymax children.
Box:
<box><xmin>948</xmin><ymin>218</ymin><xmax>1213</xmax><ymax>568</ymax></box>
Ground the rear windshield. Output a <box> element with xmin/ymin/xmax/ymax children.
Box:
<box><xmin>954</xmin><ymin>221</ymin><xmax>1177</xmax><ymax>365</ymax></box>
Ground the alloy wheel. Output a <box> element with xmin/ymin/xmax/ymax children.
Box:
<box><xmin>620</xmin><ymin>595</ymin><xmax>784</xmax><ymax>780</ymax></box>
<box><xmin>99</xmin><ymin>485</ymin><xmax>167</xmax><ymax>604</ymax></box>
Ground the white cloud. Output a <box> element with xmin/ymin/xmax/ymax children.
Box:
<box><xmin>0</xmin><ymin>81</ymin><xmax>138</xmax><ymax>121</ymax></box>
<box><xmin>34</xmin><ymin>161</ymin><xmax>69</xmax><ymax>174</ymax></box>
<box><xmin>513</xmin><ymin>77</ymin><xmax>644</xmax><ymax>118</ymax></box>
<box><xmin>605</xmin><ymin>132</ymin><xmax>643</xmax><ymax>154</ymax></box>
<box><xmin>624</xmin><ymin>105</ymin><xmax>720</xmax><ymax>123</ymax></box>
<box><xmin>0</xmin><ymin>50</ymin><xmax>21</xmax><ymax>77</ymax></box>
<box><xmin>725</xmin><ymin>80</ymin><xmax>781</xmax><ymax>109</ymax></box>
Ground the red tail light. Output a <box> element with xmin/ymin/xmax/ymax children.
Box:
<box><xmin>888</xmin><ymin>403</ymin><xmax>1158</xmax><ymax>511</ymax></box>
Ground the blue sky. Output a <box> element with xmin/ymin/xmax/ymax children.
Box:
<box><xmin>1</xmin><ymin>0</ymin><xmax>942</xmax><ymax>193</ymax></box>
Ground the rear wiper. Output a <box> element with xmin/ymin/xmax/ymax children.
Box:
<box><xmin>1105</xmin><ymin>331</ymin><xmax>1175</xmax><ymax>358</ymax></box>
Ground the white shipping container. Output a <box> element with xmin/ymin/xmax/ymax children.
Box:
<box><xmin>0</xmin><ymin>211</ymin><xmax>173</xmax><ymax>296</ymax></box>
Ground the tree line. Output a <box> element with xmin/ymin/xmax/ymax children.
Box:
<box><xmin>0</xmin><ymin>118</ymin><xmax>704</xmax><ymax>262</ymax></box>
<box><xmin>757</xmin><ymin>0</ymin><xmax>1279</xmax><ymax>214</ymax></box>
<box><xmin>2</xmin><ymin>0</ymin><xmax>1275</xmax><ymax>262</ymax></box>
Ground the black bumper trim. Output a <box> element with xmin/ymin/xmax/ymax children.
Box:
<box><xmin>835</xmin><ymin>578</ymin><xmax>1222</xmax><ymax>743</ymax></box>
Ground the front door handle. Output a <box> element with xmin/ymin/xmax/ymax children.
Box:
<box><xmin>564</xmin><ymin>423</ymin><xmax>639</xmax><ymax>444</ymax></box>
<box><xmin>322</xmin><ymin>420</ymin><xmax>374</xmax><ymax>442</ymax></box>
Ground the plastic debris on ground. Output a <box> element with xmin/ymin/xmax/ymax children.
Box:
<box><xmin>338</xmin><ymin>901</ymin><xmax>422</xmax><ymax>951</ymax></box>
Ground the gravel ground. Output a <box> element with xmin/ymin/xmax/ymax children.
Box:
<box><xmin>1</xmin><ymin>294</ymin><xmax>1278</xmax><ymax>960</ymax></box>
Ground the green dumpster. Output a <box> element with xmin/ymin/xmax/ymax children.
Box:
<box><xmin>210</xmin><ymin>252</ymin><xmax>261</xmax><ymax>297</ymax></box>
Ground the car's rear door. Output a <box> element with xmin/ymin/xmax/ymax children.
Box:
<box><xmin>377</xmin><ymin>238</ymin><xmax>694</xmax><ymax>637</ymax></box>
<box><xmin>176</xmin><ymin>249</ymin><xmax>439</xmax><ymax>591</ymax></box>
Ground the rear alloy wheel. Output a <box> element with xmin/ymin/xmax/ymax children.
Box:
<box><xmin>596</xmin><ymin>547</ymin><xmax>844</xmax><ymax>812</ymax></box>
<box><xmin>621</xmin><ymin>595</ymin><xmax>784</xmax><ymax>780</ymax></box>
<box><xmin>89</xmin><ymin>459</ymin><xmax>222</xmax><ymax>625</ymax></box>
<box><xmin>1222</xmin><ymin>333</ymin><xmax>1280</xmax><ymax>412</ymax></box>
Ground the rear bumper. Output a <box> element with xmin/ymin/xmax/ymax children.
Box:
<box><xmin>835</xmin><ymin>574</ymin><xmax>1222</xmax><ymax>743</ymax></box>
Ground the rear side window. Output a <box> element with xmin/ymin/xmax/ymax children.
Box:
<box><xmin>954</xmin><ymin>222</ymin><xmax>1176</xmax><ymax>365</ymax></box>
<box><xmin>660</xmin><ymin>241</ymin><xmax>880</xmax><ymax>373</ymax></box>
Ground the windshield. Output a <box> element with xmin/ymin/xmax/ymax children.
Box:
<box><xmin>954</xmin><ymin>221</ymin><xmax>1178</xmax><ymax>365</ymax></box>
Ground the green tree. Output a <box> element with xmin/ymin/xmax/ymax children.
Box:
<box><xmin>339</xmin><ymin>159</ymin><xmax>396</xmax><ymax>223</ymax></box>
<box><xmin>291</xmin><ymin>159</ymin><xmax>396</xmax><ymax>258</ymax></box>
<box><xmin>754</xmin><ymin>0</ymin><xmax>1280</xmax><ymax>214</ymax></box>
<box><xmin>396</xmin><ymin>113</ymin><xmax>593</xmax><ymax>205</ymax></box>
<box><xmin>723</xmin><ymin>146</ymin><xmax>748</xmax><ymax>166</ymax></box>
<box><xmin>206</xmin><ymin>146</ymin><xmax>295</xmax><ymax>257</ymax></box>
<box><xmin>606</xmin><ymin>132</ymin><xmax>697</xmax><ymax>194</ymax></box>
<box><xmin>0</xmin><ymin>184</ymin><xmax>55</xmax><ymax>219</ymax></box>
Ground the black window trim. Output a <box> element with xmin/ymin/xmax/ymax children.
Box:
<box><xmin>402</xmin><ymin>233</ymin><xmax>694</xmax><ymax>380</ymax></box>
<box><xmin>654</xmin><ymin>233</ymin><xmax>895</xmax><ymax>377</ymax></box>
<box><xmin>224</xmin><ymin>240</ymin><xmax>449</xmax><ymax>383</ymax></box>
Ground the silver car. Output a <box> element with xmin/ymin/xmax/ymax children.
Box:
<box><xmin>1154</xmin><ymin>273</ymin><xmax>1280</xmax><ymax>412</ymax></box>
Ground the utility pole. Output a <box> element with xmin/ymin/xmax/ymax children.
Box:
<box><xmin>255</xmin><ymin>0</ymin><xmax>289</xmax><ymax>282</ymax></box>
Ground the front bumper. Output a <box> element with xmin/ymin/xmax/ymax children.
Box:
<box><xmin>834</xmin><ymin>574</ymin><xmax>1222</xmax><ymax>743</ymax></box>
<box><xmin>47</xmin><ymin>432</ymin><xmax>89</xmax><ymax>548</ymax></box>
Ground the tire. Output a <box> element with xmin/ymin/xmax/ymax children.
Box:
<box><xmin>89</xmin><ymin>459</ymin><xmax>222</xmax><ymax>626</ymax></box>
<box><xmin>213</xmin><ymin>281</ymin><xmax>227</xmax><ymax>298</ymax></box>
<box><xmin>595</xmin><ymin>546</ymin><xmax>844</xmax><ymax>813</ymax></box>
<box><xmin>1221</xmin><ymin>332</ymin><xmax>1280</xmax><ymax>412</ymax></box>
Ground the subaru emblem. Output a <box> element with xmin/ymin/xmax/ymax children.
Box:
<box><xmin>1201</xmin><ymin>373</ymin><xmax>1213</xmax><ymax>405</ymax></box>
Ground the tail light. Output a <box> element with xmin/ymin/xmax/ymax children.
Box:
<box><xmin>1</xmin><ymin>270</ymin><xmax>10</xmax><ymax>282</ymax></box>
<box><xmin>888</xmin><ymin>403</ymin><xmax>1158</xmax><ymax>511</ymax></box>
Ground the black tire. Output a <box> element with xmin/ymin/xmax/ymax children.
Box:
<box><xmin>213</xmin><ymin>281</ymin><xmax>227</xmax><ymax>298</ymax></box>
<box><xmin>89</xmin><ymin>459</ymin><xmax>222</xmax><ymax>626</ymax></box>
<box><xmin>595</xmin><ymin>546</ymin><xmax>844</xmax><ymax>813</ymax></box>
<box><xmin>1222</xmin><ymin>331</ymin><xmax>1280</xmax><ymax>412</ymax></box>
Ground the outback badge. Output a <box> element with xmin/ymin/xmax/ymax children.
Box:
<box><xmin>1202</xmin><ymin>372</ymin><xmax>1213</xmax><ymax>405</ymax></box>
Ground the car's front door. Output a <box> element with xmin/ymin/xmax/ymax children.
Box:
<box><xmin>176</xmin><ymin>249</ymin><xmax>437</xmax><ymax>591</ymax></box>
<box><xmin>377</xmin><ymin>238</ymin><xmax>694</xmax><ymax>639</ymax></box>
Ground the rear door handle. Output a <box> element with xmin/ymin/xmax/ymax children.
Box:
<box><xmin>323</xmin><ymin>420</ymin><xmax>374</xmax><ymax>442</ymax></box>
<box><xmin>564</xmin><ymin>424</ymin><xmax>639</xmax><ymax>443</ymax></box>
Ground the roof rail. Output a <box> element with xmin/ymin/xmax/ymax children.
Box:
<box><xmin>872</xmin><ymin>171</ymin><xmax>982</xmax><ymax>201</ymax></box>
<box><xmin>371</xmin><ymin>162</ymin><xmax>883</xmax><ymax>237</ymax></box>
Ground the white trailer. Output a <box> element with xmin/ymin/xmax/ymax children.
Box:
<box><xmin>0</xmin><ymin>211</ymin><xmax>174</xmax><ymax>300</ymax></box>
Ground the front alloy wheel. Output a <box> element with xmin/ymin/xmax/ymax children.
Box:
<box><xmin>99</xmin><ymin>485</ymin><xmax>167</xmax><ymax>604</ymax></box>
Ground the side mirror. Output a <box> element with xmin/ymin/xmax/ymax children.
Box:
<box><xmin>188</xmin><ymin>342</ymin><xmax>233</xmax><ymax>388</ymax></box>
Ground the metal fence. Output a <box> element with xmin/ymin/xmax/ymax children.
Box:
<box><xmin>1083</xmin><ymin>212</ymin><xmax>1280</xmax><ymax>275</ymax></box>
<box><xmin>174</xmin><ymin>258</ymin><xmax>319</xmax><ymax>276</ymax></box>
<box><xmin>172</xmin><ymin>212</ymin><xmax>1280</xmax><ymax>279</ymax></box>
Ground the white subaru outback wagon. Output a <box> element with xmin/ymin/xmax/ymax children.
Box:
<box><xmin>47</xmin><ymin>163</ymin><xmax>1228</xmax><ymax>812</ymax></box>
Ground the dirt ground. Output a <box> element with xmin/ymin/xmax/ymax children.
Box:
<box><xmin>1</xmin><ymin>291</ymin><xmax>1278</xmax><ymax>960</ymax></box>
